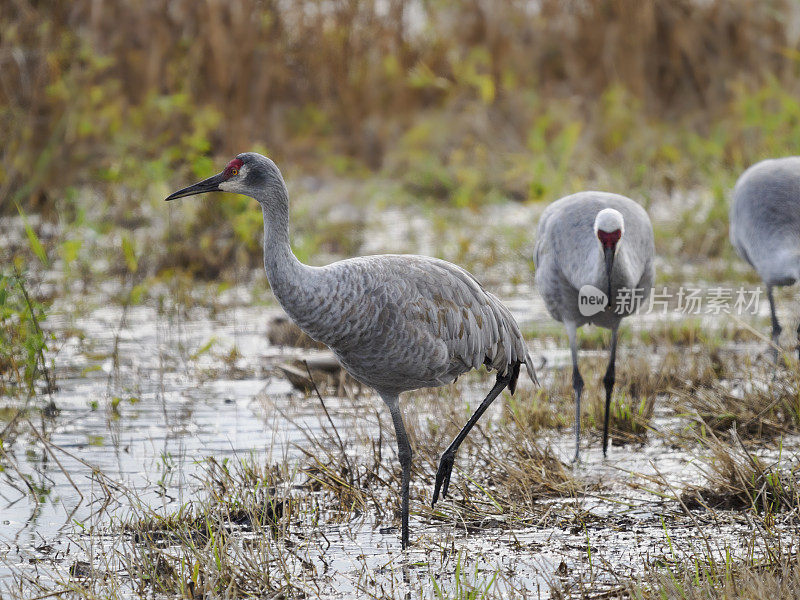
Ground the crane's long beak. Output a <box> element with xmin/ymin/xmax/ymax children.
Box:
<box><xmin>604</xmin><ymin>246</ymin><xmax>615</xmax><ymax>310</ymax></box>
<box><xmin>165</xmin><ymin>172</ymin><xmax>226</xmax><ymax>201</ymax></box>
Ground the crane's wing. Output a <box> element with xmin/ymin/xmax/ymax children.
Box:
<box><xmin>298</xmin><ymin>255</ymin><xmax>537</xmax><ymax>392</ymax></box>
<box><xmin>532</xmin><ymin>205</ymin><xmax>555</xmax><ymax>270</ymax></box>
<box><xmin>395</xmin><ymin>256</ymin><xmax>537</xmax><ymax>387</ymax></box>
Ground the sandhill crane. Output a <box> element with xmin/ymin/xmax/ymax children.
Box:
<box><xmin>165</xmin><ymin>152</ymin><xmax>537</xmax><ymax>549</ymax></box>
<box><xmin>730</xmin><ymin>157</ymin><xmax>800</xmax><ymax>359</ymax></box>
<box><xmin>533</xmin><ymin>192</ymin><xmax>654</xmax><ymax>462</ymax></box>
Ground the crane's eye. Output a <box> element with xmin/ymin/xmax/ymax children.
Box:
<box><xmin>223</xmin><ymin>158</ymin><xmax>243</xmax><ymax>179</ymax></box>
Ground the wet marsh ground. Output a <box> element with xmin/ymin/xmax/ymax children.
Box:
<box><xmin>3</xmin><ymin>185</ymin><xmax>800</xmax><ymax>599</ymax></box>
<box><xmin>8</xmin><ymin>1</ymin><xmax>800</xmax><ymax>596</ymax></box>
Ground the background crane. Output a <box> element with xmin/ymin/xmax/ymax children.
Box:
<box><xmin>730</xmin><ymin>157</ymin><xmax>800</xmax><ymax>360</ymax></box>
<box><xmin>533</xmin><ymin>192</ymin><xmax>654</xmax><ymax>462</ymax></box>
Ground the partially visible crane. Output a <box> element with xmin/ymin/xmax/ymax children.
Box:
<box><xmin>730</xmin><ymin>157</ymin><xmax>800</xmax><ymax>360</ymax></box>
<box><xmin>166</xmin><ymin>152</ymin><xmax>538</xmax><ymax>549</ymax></box>
<box><xmin>533</xmin><ymin>192</ymin><xmax>654</xmax><ymax>462</ymax></box>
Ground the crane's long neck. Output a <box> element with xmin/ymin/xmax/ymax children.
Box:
<box><xmin>257</xmin><ymin>182</ymin><xmax>318</xmax><ymax>321</ymax></box>
<box><xmin>594</xmin><ymin>240</ymin><xmax>633</xmax><ymax>287</ymax></box>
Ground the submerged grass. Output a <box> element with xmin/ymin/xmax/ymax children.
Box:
<box><xmin>676</xmin><ymin>363</ymin><xmax>800</xmax><ymax>438</ymax></box>
<box><xmin>60</xmin><ymin>408</ymin><xmax>578</xmax><ymax>599</ymax></box>
<box><xmin>634</xmin><ymin>550</ymin><xmax>800</xmax><ymax>600</ymax></box>
<box><xmin>602</xmin><ymin>393</ymin><xmax>657</xmax><ymax>447</ymax></box>
<box><xmin>5</xmin><ymin>230</ymin><xmax>800</xmax><ymax>599</ymax></box>
<box><xmin>295</xmin><ymin>378</ymin><xmax>581</xmax><ymax>527</ymax></box>
<box><xmin>682</xmin><ymin>429</ymin><xmax>800</xmax><ymax>515</ymax></box>
<box><xmin>507</xmin><ymin>345</ymin><xmax>734</xmax><ymax>448</ymax></box>
<box><xmin>6</xmin><ymin>340</ymin><xmax>800</xmax><ymax>599</ymax></box>
<box><xmin>116</xmin><ymin>458</ymin><xmax>304</xmax><ymax>598</ymax></box>
<box><xmin>0</xmin><ymin>268</ymin><xmax>55</xmax><ymax>400</ymax></box>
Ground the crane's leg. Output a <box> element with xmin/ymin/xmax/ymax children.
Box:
<box><xmin>767</xmin><ymin>285</ymin><xmax>782</xmax><ymax>361</ymax></box>
<box><xmin>431</xmin><ymin>371</ymin><xmax>512</xmax><ymax>506</ymax></box>
<box><xmin>602</xmin><ymin>324</ymin><xmax>619</xmax><ymax>458</ymax></box>
<box><xmin>796</xmin><ymin>320</ymin><xmax>800</xmax><ymax>362</ymax></box>
<box><xmin>566</xmin><ymin>322</ymin><xmax>583</xmax><ymax>463</ymax></box>
<box><xmin>385</xmin><ymin>395</ymin><xmax>413</xmax><ymax>549</ymax></box>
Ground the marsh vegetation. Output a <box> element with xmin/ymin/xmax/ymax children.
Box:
<box><xmin>4</xmin><ymin>0</ymin><xmax>800</xmax><ymax>597</ymax></box>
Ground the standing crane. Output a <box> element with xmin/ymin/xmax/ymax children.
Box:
<box><xmin>730</xmin><ymin>157</ymin><xmax>800</xmax><ymax>360</ymax></box>
<box><xmin>533</xmin><ymin>192</ymin><xmax>654</xmax><ymax>462</ymax></box>
<box><xmin>165</xmin><ymin>152</ymin><xmax>537</xmax><ymax>549</ymax></box>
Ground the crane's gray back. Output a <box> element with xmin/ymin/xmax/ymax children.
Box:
<box><xmin>282</xmin><ymin>254</ymin><xmax>534</xmax><ymax>395</ymax></box>
<box><xmin>730</xmin><ymin>157</ymin><xmax>800</xmax><ymax>286</ymax></box>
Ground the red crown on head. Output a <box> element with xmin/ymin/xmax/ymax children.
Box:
<box><xmin>223</xmin><ymin>158</ymin><xmax>243</xmax><ymax>179</ymax></box>
<box><xmin>597</xmin><ymin>229</ymin><xmax>621</xmax><ymax>248</ymax></box>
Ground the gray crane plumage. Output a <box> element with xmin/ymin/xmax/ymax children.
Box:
<box><xmin>730</xmin><ymin>157</ymin><xmax>800</xmax><ymax>357</ymax></box>
<box><xmin>533</xmin><ymin>192</ymin><xmax>654</xmax><ymax>462</ymax></box>
<box><xmin>166</xmin><ymin>152</ymin><xmax>537</xmax><ymax>549</ymax></box>
<box><xmin>277</xmin><ymin>254</ymin><xmax>533</xmax><ymax>393</ymax></box>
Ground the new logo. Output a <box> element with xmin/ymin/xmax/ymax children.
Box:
<box><xmin>578</xmin><ymin>285</ymin><xmax>608</xmax><ymax>316</ymax></box>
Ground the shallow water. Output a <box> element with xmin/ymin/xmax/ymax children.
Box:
<box><xmin>1</xmin><ymin>299</ymin><xmax>307</xmax><ymax>584</ymax></box>
<box><xmin>1</xmin><ymin>194</ymin><xmax>795</xmax><ymax>596</ymax></box>
<box><xmin>2</xmin><ymin>281</ymin><xmax>797</xmax><ymax>598</ymax></box>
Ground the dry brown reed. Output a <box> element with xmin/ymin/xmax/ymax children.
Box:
<box><xmin>676</xmin><ymin>362</ymin><xmax>800</xmax><ymax>438</ymax></box>
<box><xmin>2</xmin><ymin>0</ymin><xmax>796</xmax><ymax>209</ymax></box>
<box><xmin>681</xmin><ymin>428</ymin><xmax>800</xmax><ymax>514</ymax></box>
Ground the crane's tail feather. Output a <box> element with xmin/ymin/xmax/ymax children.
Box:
<box><xmin>508</xmin><ymin>362</ymin><xmax>521</xmax><ymax>395</ymax></box>
<box><xmin>506</xmin><ymin>355</ymin><xmax>539</xmax><ymax>395</ymax></box>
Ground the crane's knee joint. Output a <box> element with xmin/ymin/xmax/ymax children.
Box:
<box><xmin>439</xmin><ymin>450</ymin><xmax>454</xmax><ymax>468</ymax></box>
<box><xmin>572</xmin><ymin>370</ymin><xmax>584</xmax><ymax>393</ymax></box>
<box><xmin>603</xmin><ymin>370</ymin><xmax>615</xmax><ymax>390</ymax></box>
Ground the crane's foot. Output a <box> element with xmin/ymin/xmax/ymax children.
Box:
<box><xmin>570</xmin><ymin>435</ymin><xmax>582</xmax><ymax>464</ymax></box>
<box><xmin>431</xmin><ymin>451</ymin><xmax>455</xmax><ymax>506</ymax></box>
<box><xmin>765</xmin><ymin>343</ymin><xmax>792</xmax><ymax>368</ymax></box>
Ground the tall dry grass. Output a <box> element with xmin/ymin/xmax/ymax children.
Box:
<box><xmin>2</xmin><ymin>0</ymin><xmax>797</xmax><ymax>212</ymax></box>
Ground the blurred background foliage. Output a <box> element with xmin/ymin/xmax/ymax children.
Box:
<box><xmin>2</xmin><ymin>0</ymin><xmax>800</xmax><ymax>279</ymax></box>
